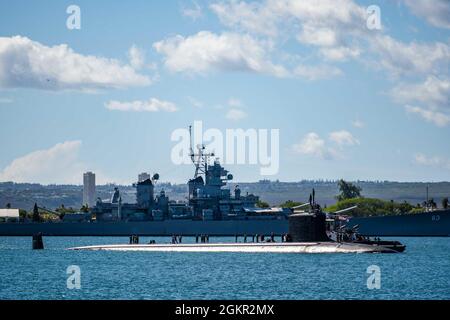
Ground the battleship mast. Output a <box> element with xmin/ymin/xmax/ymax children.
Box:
<box><xmin>189</xmin><ymin>125</ymin><xmax>215</xmax><ymax>179</ymax></box>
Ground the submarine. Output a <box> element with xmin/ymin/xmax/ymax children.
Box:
<box><xmin>70</xmin><ymin>204</ymin><xmax>405</xmax><ymax>254</ymax></box>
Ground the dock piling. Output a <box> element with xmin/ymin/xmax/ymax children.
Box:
<box><xmin>32</xmin><ymin>233</ymin><xmax>44</xmax><ymax>250</ymax></box>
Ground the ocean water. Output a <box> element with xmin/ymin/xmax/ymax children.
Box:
<box><xmin>0</xmin><ymin>236</ymin><xmax>449</xmax><ymax>300</ymax></box>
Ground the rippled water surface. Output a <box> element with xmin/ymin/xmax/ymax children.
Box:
<box><xmin>0</xmin><ymin>237</ymin><xmax>449</xmax><ymax>299</ymax></box>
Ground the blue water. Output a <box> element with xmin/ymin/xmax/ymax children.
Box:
<box><xmin>0</xmin><ymin>237</ymin><xmax>449</xmax><ymax>300</ymax></box>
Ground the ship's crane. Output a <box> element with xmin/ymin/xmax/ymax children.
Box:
<box><xmin>189</xmin><ymin>125</ymin><xmax>214</xmax><ymax>179</ymax></box>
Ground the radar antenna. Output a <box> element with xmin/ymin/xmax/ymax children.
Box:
<box><xmin>189</xmin><ymin>125</ymin><xmax>214</xmax><ymax>178</ymax></box>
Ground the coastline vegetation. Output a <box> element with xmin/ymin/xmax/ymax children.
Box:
<box><xmin>324</xmin><ymin>179</ymin><xmax>441</xmax><ymax>217</ymax></box>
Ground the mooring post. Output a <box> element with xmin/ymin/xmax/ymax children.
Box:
<box><xmin>32</xmin><ymin>233</ymin><xmax>44</xmax><ymax>250</ymax></box>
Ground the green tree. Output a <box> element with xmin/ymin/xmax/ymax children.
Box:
<box><xmin>19</xmin><ymin>209</ymin><xmax>28</xmax><ymax>219</ymax></box>
<box><xmin>398</xmin><ymin>201</ymin><xmax>413</xmax><ymax>214</ymax></box>
<box><xmin>336</xmin><ymin>179</ymin><xmax>362</xmax><ymax>201</ymax></box>
<box><xmin>256</xmin><ymin>200</ymin><xmax>270</xmax><ymax>208</ymax></box>
<box><xmin>32</xmin><ymin>203</ymin><xmax>40</xmax><ymax>222</ymax></box>
<box><xmin>279</xmin><ymin>200</ymin><xmax>304</xmax><ymax>208</ymax></box>
<box><xmin>326</xmin><ymin>197</ymin><xmax>415</xmax><ymax>217</ymax></box>
<box><xmin>55</xmin><ymin>204</ymin><xmax>76</xmax><ymax>216</ymax></box>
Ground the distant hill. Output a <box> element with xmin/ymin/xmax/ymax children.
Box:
<box><xmin>1</xmin><ymin>180</ymin><xmax>449</xmax><ymax>211</ymax></box>
<box><xmin>230</xmin><ymin>181</ymin><xmax>450</xmax><ymax>207</ymax></box>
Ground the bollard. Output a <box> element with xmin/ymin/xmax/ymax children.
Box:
<box><xmin>32</xmin><ymin>233</ymin><xmax>44</xmax><ymax>250</ymax></box>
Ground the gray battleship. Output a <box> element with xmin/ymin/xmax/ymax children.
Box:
<box><xmin>345</xmin><ymin>209</ymin><xmax>450</xmax><ymax>237</ymax></box>
<box><xmin>0</xmin><ymin>129</ymin><xmax>290</xmax><ymax>236</ymax></box>
<box><xmin>90</xmin><ymin>134</ymin><xmax>290</xmax><ymax>225</ymax></box>
<box><xmin>0</xmin><ymin>126</ymin><xmax>449</xmax><ymax>236</ymax></box>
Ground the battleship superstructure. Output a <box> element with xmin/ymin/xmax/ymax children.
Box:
<box><xmin>91</xmin><ymin>126</ymin><xmax>287</xmax><ymax>223</ymax></box>
<box><xmin>0</xmin><ymin>127</ymin><xmax>290</xmax><ymax>236</ymax></box>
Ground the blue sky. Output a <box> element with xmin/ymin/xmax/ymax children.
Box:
<box><xmin>0</xmin><ymin>0</ymin><xmax>449</xmax><ymax>184</ymax></box>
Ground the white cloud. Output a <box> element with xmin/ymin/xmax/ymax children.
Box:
<box><xmin>105</xmin><ymin>98</ymin><xmax>178</xmax><ymax>112</ymax></box>
<box><xmin>209</xmin><ymin>0</ymin><xmax>449</xmax><ymax>83</ymax></box>
<box><xmin>226</xmin><ymin>108</ymin><xmax>247</xmax><ymax>121</ymax></box>
<box><xmin>0</xmin><ymin>141</ymin><xmax>117</xmax><ymax>184</ymax></box>
<box><xmin>293</xmin><ymin>130</ymin><xmax>360</xmax><ymax>159</ymax></box>
<box><xmin>352</xmin><ymin>120</ymin><xmax>365</xmax><ymax>128</ymax></box>
<box><xmin>128</xmin><ymin>45</ymin><xmax>145</xmax><ymax>69</ymax></box>
<box><xmin>329</xmin><ymin>130</ymin><xmax>359</xmax><ymax>146</ymax></box>
<box><xmin>391</xmin><ymin>76</ymin><xmax>450</xmax><ymax>109</ymax></box>
<box><xmin>187</xmin><ymin>96</ymin><xmax>203</xmax><ymax>108</ymax></box>
<box><xmin>292</xmin><ymin>132</ymin><xmax>337</xmax><ymax>160</ymax></box>
<box><xmin>391</xmin><ymin>77</ymin><xmax>450</xmax><ymax>127</ymax></box>
<box><xmin>320</xmin><ymin>46</ymin><xmax>361</xmax><ymax>62</ymax></box>
<box><xmin>405</xmin><ymin>105</ymin><xmax>450</xmax><ymax>127</ymax></box>
<box><xmin>211</xmin><ymin>0</ymin><xmax>367</xmax><ymax>40</ymax></box>
<box><xmin>0</xmin><ymin>141</ymin><xmax>84</xmax><ymax>184</ymax></box>
<box><xmin>153</xmin><ymin>31</ymin><xmax>346</xmax><ymax>81</ymax></box>
<box><xmin>228</xmin><ymin>98</ymin><xmax>244</xmax><ymax>107</ymax></box>
<box><xmin>210</xmin><ymin>0</ymin><xmax>279</xmax><ymax>37</ymax></box>
<box><xmin>153</xmin><ymin>31</ymin><xmax>288</xmax><ymax>77</ymax></box>
<box><xmin>371</xmin><ymin>35</ymin><xmax>450</xmax><ymax>77</ymax></box>
<box><xmin>0</xmin><ymin>36</ymin><xmax>151</xmax><ymax>91</ymax></box>
<box><xmin>414</xmin><ymin>153</ymin><xmax>450</xmax><ymax>170</ymax></box>
<box><xmin>210</xmin><ymin>0</ymin><xmax>367</xmax><ymax>59</ymax></box>
<box><xmin>293</xmin><ymin>64</ymin><xmax>342</xmax><ymax>80</ymax></box>
<box><xmin>298</xmin><ymin>25</ymin><xmax>339</xmax><ymax>47</ymax></box>
<box><xmin>403</xmin><ymin>0</ymin><xmax>450</xmax><ymax>29</ymax></box>
<box><xmin>181</xmin><ymin>1</ymin><xmax>203</xmax><ymax>20</ymax></box>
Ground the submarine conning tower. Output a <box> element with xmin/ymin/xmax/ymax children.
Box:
<box><xmin>288</xmin><ymin>211</ymin><xmax>330</xmax><ymax>242</ymax></box>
